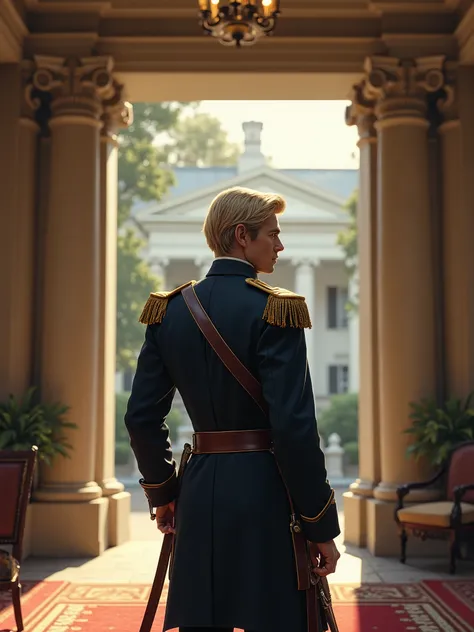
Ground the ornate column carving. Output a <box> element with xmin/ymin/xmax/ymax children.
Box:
<box><xmin>365</xmin><ymin>56</ymin><xmax>445</xmax><ymax>504</ymax></box>
<box><xmin>293</xmin><ymin>258</ymin><xmax>319</xmax><ymax>383</ymax></box>
<box><xmin>363</xmin><ymin>55</ymin><xmax>445</xmax><ymax>123</ymax></box>
<box><xmin>344</xmin><ymin>82</ymin><xmax>380</xmax><ymax>502</ymax></box>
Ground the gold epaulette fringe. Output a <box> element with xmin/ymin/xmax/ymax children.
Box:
<box><xmin>246</xmin><ymin>278</ymin><xmax>312</xmax><ymax>329</ymax></box>
<box><xmin>139</xmin><ymin>281</ymin><xmax>195</xmax><ymax>325</ymax></box>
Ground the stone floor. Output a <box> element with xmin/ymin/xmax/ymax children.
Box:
<box><xmin>20</xmin><ymin>487</ymin><xmax>474</xmax><ymax>585</ymax></box>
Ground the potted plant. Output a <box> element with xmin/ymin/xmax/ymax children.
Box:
<box><xmin>404</xmin><ymin>391</ymin><xmax>474</xmax><ymax>466</ymax></box>
<box><xmin>0</xmin><ymin>387</ymin><xmax>76</xmax><ymax>467</ymax></box>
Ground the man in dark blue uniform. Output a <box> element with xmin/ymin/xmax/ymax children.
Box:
<box><xmin>125</xmin><ymin>186</ymin><xmax>341</xmax><ymax>632</ymax></box>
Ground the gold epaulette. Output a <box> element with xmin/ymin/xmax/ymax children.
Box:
<box><xmin>246</xmin><ymin>278</ymin><xmax>312</xmax><ymax>329</ymax></box>
<box><xmin>139</xmin><ymin>281</ymin><xmax>195</xmax><ymax>325</ymax></box>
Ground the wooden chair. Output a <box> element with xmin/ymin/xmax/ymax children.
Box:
<box><xmin>395</xmin><ymin>441</ymin><xmax>474</xmax><ymax>574</ymax></box>
<box><xmin>0</xmin><ymin>447</ymin><xmax>38</xmax><ymax>632</ymax></box>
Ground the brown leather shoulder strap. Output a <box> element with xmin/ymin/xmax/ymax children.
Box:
<box><xmin>182</xmin><ymin>284</ymin><xmax>268</xmax><ymax>415</ymax></box>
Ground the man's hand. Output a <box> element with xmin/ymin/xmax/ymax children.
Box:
<box><xmin>309</xmin><ymin>540</ymin><xmax>340</xmax><ymax>576</ymax></box>
<box><xmin>155</xmin><ymin>501</ymin><xmax>175</xmax><ymax>534</ymax></box>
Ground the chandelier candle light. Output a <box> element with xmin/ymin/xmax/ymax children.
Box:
<box><xmin>198</xmin><ymin>0</ymin><xmax>281</xmax><ymax>47</ymax></box>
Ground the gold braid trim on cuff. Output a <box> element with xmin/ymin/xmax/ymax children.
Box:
<box><xmin>300</xmin><ymin>489</ymin><xmax>336</xmax><ymax>523</ymax></box>
<box><xmin>140</xmin><ymin>470</ymin><xmax>177</xmax><ymax>521</ymax></box>
<box><xmin>140</xmin><ymin>470</ymin><xmax>177</xmax><ymax>490</ymax></box>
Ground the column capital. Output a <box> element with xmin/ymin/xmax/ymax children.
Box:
<box><xmin>31</xmin><ymin>55</ymin><xmax>115</xmax><ymax>121</ymax></box>
<box><xmin>149</xmin><ymin>256</ymin><xmax>170</xmax><ymax>275</ymax></box>
<box><xmin>292</xmin><ymin>257</ymin><xmax>320</xmax><ymax>269</ymax></box>
<box><xmin>437</xmin><ymin>66</ymin><xmax>459</xmax><ymax>128</ymax></box>
<box><xmin>150</xmin><ymin>256</ymin><xmax>170</xmax><ymax>268</ymax></box>
<box><xmin>102</xmin><ymin>79</ymin><xmax>134</xmax><ymax>138</ymax></box>
<box><xmin>21</xmin><ymin>60</ymin><xmax>43</xmax><ymax>125</ymax></box>
<box><xmin>194</xmin><ymin>256</ymin><xmax>214</xmax><ymax>267</ymax></box>
<box><xmin>345</xmin><ymin>82</ymin><xmax>377</xmax><ymax>144</ymax></box>
<box><xmin>363</xmin><ymin>55</ymin><xmax>446</xmax><ymax>124</ymax></box>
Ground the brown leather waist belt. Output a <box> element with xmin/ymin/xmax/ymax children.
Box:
<box><xmin>192</xmin><ymin>429</ymin><xmax>272</xmax><ymax>454</ymax></box>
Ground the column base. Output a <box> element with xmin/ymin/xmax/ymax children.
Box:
<box><xmin>101</xmin><ymin>477</ymin><xmax>125</xmax><ymax>496</ymax></box>
<box><xmin>374</xmin><ymin>481</ymin><xmax>442</xmax><ymax>502</ymax></box>
<box><xmin>349</xmin><ymin>478</ymin><xmax>376</xmax><ymax>497</ymax></box>
<box><xmin>33</xmin><ymin>480</ymin><xmax>103</xmax><ymax>502</ymax></box>
<box><xmin>342</xmin><ymin>491</ymin><xmax>367</xmax><ymax>548</ymax></box>
<box><xmin>108</xmin><ymin>491</ymin><xmax>131</xmax><ymax>547</ymax></box>
<box><xmin>366</xmin><ymin>498</ymin><xmax>448</xmax><ymax>557</ymax></box>
<box><xmin>29</xmin><ymin>498</ymin><xmax>108</xmax><ymax>557</ymax></box>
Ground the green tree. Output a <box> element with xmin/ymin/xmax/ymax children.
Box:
<box><xmin>116</xmin><ymin>228</ymin><xmax>160</xmax><ymax>371</ymax></box>
<box><xmin>116</xmin><ymin>103</ymin><xmax>239</xmax><ymax>370</ymax></box>
<box><xmin>165</xmin><ymin>112</ymin><xmax>241</xmax><ymax>167</ymax></box>
<box><xmin>118</xmin><ymin>102</ymin><xmax>187</xmax><ymax>225</ymax></box>
<box><xmin>337</xmin><ymin>189</ymin><xmax>358</xmax><ymax>309</ymax></box>
<box><xmin>318</xmin><ymin>393</ymin><xmax>359</xmax><ymax>445</ymax></box>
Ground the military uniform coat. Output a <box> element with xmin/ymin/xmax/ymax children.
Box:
<box><xmin>125</xmin><ymin>258</ymin><xmax>340</xmax><ymax>632</ymax></box>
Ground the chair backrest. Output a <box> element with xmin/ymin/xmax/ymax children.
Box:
<box><xmin>446</xmin><ymin>441</ymin><xmax>474</xmax><ymax>503</ymax></box>
<box><xmin>0</xmin><ymin>447</ymin><xmax>38</xmax><ymax>561</ymax></box>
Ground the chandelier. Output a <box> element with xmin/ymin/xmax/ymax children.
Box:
<box><xmin>198</xmin><ymin>1</ymin><xmax>281</xmax><ymax>47</ymax></box>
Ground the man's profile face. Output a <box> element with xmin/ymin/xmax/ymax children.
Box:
<box><xmin>245</xmin><ymin>214</ymin><xmax>284</xmax><ymax>274</ymax></box>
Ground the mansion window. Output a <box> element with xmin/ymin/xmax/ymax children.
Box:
<box><xmin>327</xmin><ymin>286</ymin><xmax>348</xmax><ymax>329</ymax></box>
<box><xmin>328</xmin><ymin>365</ymin><xmax>349</xmax><ymax>395</ymax></box>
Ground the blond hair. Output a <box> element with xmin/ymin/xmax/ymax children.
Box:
<box><xmin>203</xmin><ymin>186</ymin><xmax>285</xmax><ymax>256</ymax></box>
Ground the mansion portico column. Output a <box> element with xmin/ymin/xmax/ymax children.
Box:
<box><xmin>293</xmin><ymin>259</ymin><xmax>318</xmax><ymax>379</ymax></box>
<box><xmin>150</xmin><ymin>257</ymin><xmax>170</xmax><ymax>289</ymax></box>
<box><xmin>366</xmin><ymin>57</ymin><xmax>443</xmax><ymax>554</ymax></box>
<box><xmin>195</xmin><ymin>257</ymin><xmax>214</xmax><ymax>280</ymax></box>
<box><xmin>343</xmin><ymin>90</ymin><xmax>380</xmax><ymax>547</ymax></box>
<box><xmin>31</xmin><ymin>56</ymin><xmax>114</xmax><ymax>556</ymax></box>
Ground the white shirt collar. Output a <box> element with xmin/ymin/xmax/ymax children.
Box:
<box><xmin>214</xmin><ymin>256</ymin><xmax>254</xmax><ymax>268</ymax></box>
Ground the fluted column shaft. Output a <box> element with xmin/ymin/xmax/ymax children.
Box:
<box><xmin>293</xmin><ymin>259</ymin><xmax>317</xmax><ymax>377</ymax></box>
<box><xmin>441</xmin><ymin>69</ymin><xmax>474</xmax><ymax>398</ymax></box>
<box><xmin>0</xmin><ymin>65</ymin><xmax>39</xmax><ymax>399</ymax></box>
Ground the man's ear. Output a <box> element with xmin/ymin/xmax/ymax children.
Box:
<box><xmin>234</xmin><ymin>223</ymin><xmax>248</xmax><ymax>248</ymax></box>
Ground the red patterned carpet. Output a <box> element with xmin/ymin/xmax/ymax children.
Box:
<box><xmin>1</xmin><ymin>580</ymin><xmax>473</xmax><ymax>631</ymax></box>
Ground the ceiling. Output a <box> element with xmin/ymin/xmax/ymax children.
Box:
<box><xmin>1</xmin><ymin>0</ymin><xmax>473</xmax><ymax>99</ymax></box>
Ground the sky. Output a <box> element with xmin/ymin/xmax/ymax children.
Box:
<box><xmin>196</xmin><ymin>100</ymin><xmax>360</xmax><ymax>170</ymax></box>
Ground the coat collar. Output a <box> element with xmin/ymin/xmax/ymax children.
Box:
<box><xmin>206</xmin><ymin>258</ymin><xmax>257</xmax><ymax>279</ymax></box>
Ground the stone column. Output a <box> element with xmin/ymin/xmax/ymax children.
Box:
<box><xmin>195</xmin><ymin>257</ymin><xmax>214</xmax><ymax>280</ymax></box>
<box><xmin>31</xmin><ymin>56</ymin><xmax>114</xmax><ymax>557</ymax></box>
<box><xmin>348</xmin><ymin>274</ymin><xmax>360</xmax><ymax>393</ymax></box>
<box><xmin>440</xmin><ymin>70</ymin><xmax>474</xmax><ymax>398</ymax></box>
<box><xmin>365</xmin><ymin>56</ymin><xmax>443</xmax><ymax>554</ymax></box>
<box><xmin>0</xmin><ymin>64</ymin><xmax>39</xmax><ymax>400</ymax></box>
<box><xmin>95</xmin><ymin>82</ymin><xmax>133</xmax><ymax>546</ymax></box>
<box><xmin>150</xmin><ymin>256</ymin><xmax>170</xmax><ymax>290</ymax></box>
<box><xmin>293</xmin><ymin>259</ymin><xmax>318</xmax><ymax>377</ymax></box>
<box><xmin>343</xmin><ymin>87</ymin><xmax>380</xmax><ymax>547</ymax></box>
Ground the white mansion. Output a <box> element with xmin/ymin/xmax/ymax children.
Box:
<box><xmin>118</xmin><ymin>122</ymin><xmax>359</xmax><ymax>427</ymax></box>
